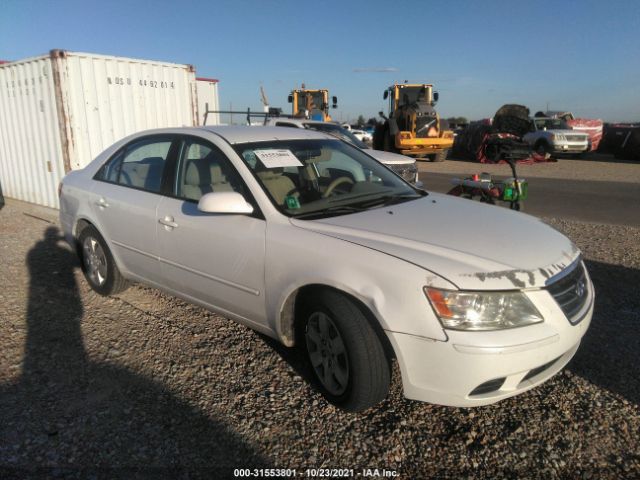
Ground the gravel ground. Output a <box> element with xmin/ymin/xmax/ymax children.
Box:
<box><xmin>1</xmin><ymin>198</ymin><xmax>639</xmax><ymax>479</ymax></box>
<box><xmin>419</xmin><ymin>152</ymin><xmax>640</xmax><ymax>183</ymax></box>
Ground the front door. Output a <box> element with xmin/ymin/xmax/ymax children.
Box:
<box><xmin>156</xmin><ymin>137</ymin><xmax>267</xmax><ymax>325</ymax></box>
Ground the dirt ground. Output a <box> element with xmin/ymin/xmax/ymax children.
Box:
<box><xmin>1</xmin><ymin>196</ymin><xmax>639</xmax><ymax>479</ymax></box>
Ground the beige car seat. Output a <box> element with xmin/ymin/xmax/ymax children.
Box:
<box><xmin>256</xmin><ymin>167</ymin><xmax>296</xmax><ymax>205</ymax></box>
<box><xmin>183</xmin><ymin>159</ymin><xmax>234</xmax><ymax>201</ymax></box>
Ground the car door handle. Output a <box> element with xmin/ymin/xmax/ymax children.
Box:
<box><xmin>158</xmin><ymin>216</ymin><xmax>178</xmax><ymax>229</ymax></box>
<box><xmin>95</xmin><ymin>197</ymin><xmax>109</xmax><ymax>208</ymax></box>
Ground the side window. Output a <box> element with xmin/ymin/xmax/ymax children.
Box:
<box><xmin>96</xmin><ymin>150</ymin><xmax>124</xmax><ymax>182</ymax></box>
<box><xmin>275</xmin><ymin>122</ymin><xmax>299</xmax><ymax>128</ymax></box>
<box><xmin>118</xmin><ymin>138</ymin><xmax>172</xmax><ymax>193</ymax></box>
<box><xmin>175</xmin><ymin>139</ymin><xmax>245</xmax><ymax>202</ymax></box>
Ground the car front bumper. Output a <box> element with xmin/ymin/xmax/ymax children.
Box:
<box><xmin>386</xmin><ymin>286</ymin><xmax>593</xmax><ymax>407</ymax></box>
<box><xmin>551</xmin><ymin>141</ymin><xmax>589</xmax><ymax>153</ymax></box>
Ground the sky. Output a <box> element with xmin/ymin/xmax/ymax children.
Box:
<box><xmin>1</xmin><ymin>0</ymin><xmax>639</xmax><ymax>122</ymax></box>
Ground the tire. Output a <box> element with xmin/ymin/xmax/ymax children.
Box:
<box><xmin>297</xmin><ymin>289</ymin><xmax>391</xmax><ymax>412</ymax></box>
<box><xmin>382</xmin><ymin>127</ymin><xmax>398</xmax><ymax>153</ymax></box>
<box><xmin>78</xmin><ymin>225</ymin><xmax>128</xmax><ymax>296</ymax></box>
<box><xmin>372</xmin><ymin>123</ymin><xmax>387</xmax><ymax>151</ymax></box>
<box><xmin>534</xmin><ymin>140</ymin><xmax>552</xmax><ymax>159</ymax></box>
<box><xmin>431</xmin><ymin>149</ymin><xmax>448</xmax><ymax>162</ymax></box>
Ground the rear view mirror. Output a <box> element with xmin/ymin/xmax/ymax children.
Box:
<box><xmin>198</xmin><ymin>192</ymin><xmax>254</xmax><ymax>215</ymax></box>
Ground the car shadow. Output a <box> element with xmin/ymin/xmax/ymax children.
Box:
<box><xmin>0</xmin><ymin>226</ymin><xmax>270</xmax><ymax>478</ymax></box>
<box><xmin>567</xmin><ymin>259</ymin><xmax>640</xmax><ymax>405</ymax></box>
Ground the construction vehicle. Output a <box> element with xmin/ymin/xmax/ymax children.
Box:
<box><xmin>288</xmin><ymin>85</ymin><xmax>337</xmax><ymax>122</ymax></box>
<box><xmin>374</xmin><ymin>83</ymin><xmax>454</xmax><ymax>161</ymax></box>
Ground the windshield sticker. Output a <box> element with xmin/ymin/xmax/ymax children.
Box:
<box><xmin>285</xmin><ymin>195</ymin><xmax>301</xmax><ymax>209</ymax></box>
<box><xmin>254</xmin><ymin>149</ymin><xmax>303</xmax><ymax>168</ymax></box>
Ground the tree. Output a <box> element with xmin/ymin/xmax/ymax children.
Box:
<box><xmin>446</xmin><ymin>116</ymin><xmax>468</xmax><ymax>125</ymax></box>
<box><xmin>367</xmin><ymin>117</ymin><xmax>379</xmax><ymax>126</ymax></box>
<box><xmin>356</xmin><ymin>115</ymin><xmax>366</xmax><ymax>127</ymax></box>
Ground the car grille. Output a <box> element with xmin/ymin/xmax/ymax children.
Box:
<box><xmin>389</xmin><ymin>163</ymin><xmax>418</xmax><ymax>183</ymax></box>
<box><xmin>565</xmin><ymin>135</ymin><xmax>587</xmax><ymax>142</ymax></box>
<box><xmin>415</xmin><ymin>115</ymin><xmax>437</xmax><ymax>138</ymax></box>
<box><xmin>546</xmin><ymin>261</ymin><xmax>590</xmax><ymax>324</ymax></box>
<box><xmin>520</xmin><ymin>356</ymin><xmax>560</xmax><ymax>383</ymax></box>
<box><xmin>469</xmin><ymin>377</ymin><xmax>506</xmax><ymax>396</ymax></box>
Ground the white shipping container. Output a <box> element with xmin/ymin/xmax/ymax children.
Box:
<box><xmin>196</xmin><ymin>77</ymin><xmax>220</xmax><ymax>126</ymax></box>
<box><xmin>0</xmin><ymin>49</ymin><xmax>198</xmax><ymax>208</ymax></box>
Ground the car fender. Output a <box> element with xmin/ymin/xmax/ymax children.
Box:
<box><xmin>265</xmin><ymin>221</ymin><xmax>452</xmax><ymax>346</ymax></box>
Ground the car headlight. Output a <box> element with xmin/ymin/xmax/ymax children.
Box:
<box><xmin>424</xmin><ymin>287</ymin><xmax>543</xmax><ymax>331</ymax></box>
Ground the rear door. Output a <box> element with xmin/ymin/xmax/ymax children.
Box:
<box><xmin>156</xmin><ymin>135</ymin><xmax>267</xmax><ymax>325</ymax></box>
<box><xmin>90</xmin><ymin>135</ymin><xmax>178</xmax><ymax>283</ymax></box>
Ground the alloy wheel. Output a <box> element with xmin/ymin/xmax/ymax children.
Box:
<box><xmin>82</xmin><ymin>236</ymin><xmax>107</xmax><ymax>287</ymax></box>
<box><xmin>305</xmin><ymin>312</ymin><xmax>350</xmax><ymax>396</ymax></box>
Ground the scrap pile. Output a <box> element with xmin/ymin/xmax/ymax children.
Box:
<box><xmin>452</xmin><ymin>105</ymin><xmax>547</xmax><ymax>164</ymax></box>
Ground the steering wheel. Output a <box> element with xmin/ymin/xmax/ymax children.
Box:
<box><xmin>322</xmin><ymin>177</ymin><xmax>354</xmax><ymax>198</ymax></box>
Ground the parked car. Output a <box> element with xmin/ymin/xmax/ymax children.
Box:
<box><xmin>264</xmin><ymin>118</ymin><xmax>418</xmax><ymax>185</ymax></box>
<box><xmin>351</xmin><ymin>129</ymin><xmax>373</xmax><ymax>143</ymax></box>
<box><xmin>60</xmin><ymin>126</ymin><xmax>594</xmax><ymax>412</ymax></box>
<box><xmin>523</xmin><ymin>117</ymin><xmax>589</xmax><ymax>157</ymax></box>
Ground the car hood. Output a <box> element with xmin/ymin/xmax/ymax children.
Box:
<box><xmin>291</xmin><ymin>193</ymin><xmax>579</xmax><ymax>290</ymax></box>
<box><xmin>365</xmin><ymin>148</ymin><xmax>416</xmax><ymax>166</ymax></box>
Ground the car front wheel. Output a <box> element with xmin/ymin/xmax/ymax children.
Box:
<box><xmin>299</xmin><ymin>289</ymin><xmax>391</xmax><ymax>412</ymax></box>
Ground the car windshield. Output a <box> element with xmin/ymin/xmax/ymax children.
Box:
<box><xmin>234</xmin><ymin>139</ymin><xmax>423</xmax><ymax>219</ymax></box>
<box><xmin>303</xmin><ymin>123</ymin><xmax>369</xmax><ymax>149</ymax></box>
<box><xmin>534</xmin><ymin>118</ymin><xmax>569</xmax><ymax>130</ymax></box>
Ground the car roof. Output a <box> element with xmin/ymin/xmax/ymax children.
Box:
<box><xmin>199</xmin><ymin>125</ymin><xmax>332</xmax><ymax>144</ymax></box>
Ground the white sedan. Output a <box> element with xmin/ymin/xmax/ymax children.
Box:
<box><xmin>59</xmin><ymin>126</ymin><xmax>593</xmax><ymax>411</ymax></box>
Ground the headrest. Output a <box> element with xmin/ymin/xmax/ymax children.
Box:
<box><xmin>210</xmin><ymin>164</ymin><xmax>225</xmax><ymax>183</ymax></box>
<box><xmin>185</xmin><ymin>160</ymin><xmax>210</xmax><ymax>186</ymax></box>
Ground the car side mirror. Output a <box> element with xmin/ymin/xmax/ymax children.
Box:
<box><xmin>197</xmin><ymin>192</ymin><xmax>254</xmax><ymax>215</ymax></box>
<box><xmin>414</xmin><ymin>180</ymin><xmax>424</xmax><ymax>189</ymax></box>
<box><xmin>433</xmin><ymin>92</ymin><xmax>439</xmax><ymax>102</ymax></box>
<box><xmin>332</xmin><ymin>96</ymin><xmax>338</xmax><ymax>106</ymax></box>
<box><xmin>383</xmin><ymin>90</ymin><xmax>388</xmax><ymax>100</ymax></box>
<box><xmin>287</xmin><ymin>95</ymin><xmax>293</xmax><ymax>103</ymax></box>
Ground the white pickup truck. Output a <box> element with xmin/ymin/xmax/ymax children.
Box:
<box><xmin>523</xmin><ymin>117</ymin><xmax>589</xmax><ymax>157</ymax></box>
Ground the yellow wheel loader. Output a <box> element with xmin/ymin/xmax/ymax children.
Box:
<box><xmin>374</xmin><ymin>83</ymin><xmax>454</xmax><ymax>161</ymax></box>
<box><xmin>288</xmin><ymin>86</ymin><xmax>337</xmax><ymax>122</ymax></box>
